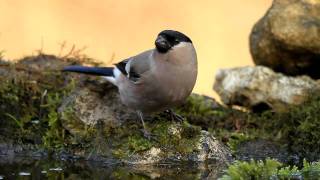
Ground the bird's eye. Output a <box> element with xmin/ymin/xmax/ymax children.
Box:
<box><xmin>175</xmin><ymin>39</ymin><xmax>179</xmax><ymax>43</ymax></box>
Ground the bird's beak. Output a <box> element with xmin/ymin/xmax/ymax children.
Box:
<box><xmin>155</xmin><ymin>35</ymin><xmax>171</xmax><ymax>52</ymax></box>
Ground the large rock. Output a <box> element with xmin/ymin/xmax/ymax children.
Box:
<box><xmin>250</xmin><ymin>0</ymin><xmax>320</xmax><ymax>78</ymax></box>
<box><xmin>59</xmin><ymin>80</ymin><xmax>232</xmax><ymax>164</ymax></box>
<box><xmin>214</xmin><ymin>66</ymin><xmax>320</xmax><ymax>112</ymax></box>
<box><xmin>58</xmin><ymin>79</ymin><xmax>136</xmax><ymax>137</ymax></box>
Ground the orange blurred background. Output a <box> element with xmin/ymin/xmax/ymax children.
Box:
<box><xmin>0</xmin><ymin>0</ymin><xmax>272</xmax><ymax>98</ymax></box>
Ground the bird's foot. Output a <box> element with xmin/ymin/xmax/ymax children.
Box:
<box><xmin>140</xmin><ymin>129</ymin><xmax>157</xmax><ymax>141</ymax></box>
<box><xmin>136</xmin><ymin>111</ymin><xmax>158</xmax><ymax>141</ymax></box>
<box><xmin>165</xmin><ymin>109</ymin><xmax>185</xmax><ymax>122</ymax></box>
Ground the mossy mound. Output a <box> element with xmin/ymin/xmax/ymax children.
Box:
<box><xmin>57</xmin><ymin>78</ymin><xmax>232</xmax><ymax>164</ymax></box>
<box><xmin>0</xmin><ymin>54</ymin><xmax>99</xmax><ymax>148</ymax></box>
<box><xmin>0</xmin><ymin>53</ymin><xmax>232</xmax><ymax>165</ymax></box>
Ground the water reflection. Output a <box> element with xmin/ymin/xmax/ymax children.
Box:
<box><xmin>0</xmin><ymin>157</ymin><xmax>226</xmax><ymax>179</ymax></box>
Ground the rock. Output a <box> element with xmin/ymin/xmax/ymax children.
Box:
<box><xmin>59</xmin><ymin>80</ymin><xmax>232</xmax><ymax>164</ymax></box>
<box><xmin>126</xmin><ymin>130</ymin><xmax>232</xmax><ymax>165</ymax></box>
<box><xmin>250</xmin><ymin>0</ymin><xmax>320</xmax><ymax>78</ymax></box>
<box><xmin>213</xmin><ymin>66</ymin><xmax>320</xmax><ymax>112</ymax></box>
<box><xmin>176</xmin><ymin>94</ymin><xmax>225</xmax><ymax>128</ymax></box>
<box><xmin>58</xmin><ymin>79</ymin><xmax>136</xmax><ymax>137</ymax></box>
<box><xmin>236</xmin><ymin>139</ymin><xmax>289</xmax><ymax>163</ymax></box>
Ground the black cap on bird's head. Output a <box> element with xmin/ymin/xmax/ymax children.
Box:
<box><xmin>155</xmin><ymin>30</ymin><xmax>192</xmax><ymax>53</ymax></box>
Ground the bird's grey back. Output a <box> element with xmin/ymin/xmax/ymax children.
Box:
<box><xmin>126</xmin><ymin>49</ymin><xmax>154</xmax><ymax>75</ymax></box>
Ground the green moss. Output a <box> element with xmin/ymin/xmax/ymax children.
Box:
<box><xmin>0</xmin><ymin>76</ymin><xmax>40</xmax><ymax>129</ymax></box>
<box><xmin>181</xmin><ymin>120</ymin><xmax>202</xmax><ymax>138</ymax></box>
<box><xmin>277</xmin><ymin>166</ymin><xmax>300</xmax><ymax>179</ymax></box>
<box><xmin>151</xmin><ymin>120</ymin><xmax>201</xmax><ymax>155</ymax></box>
<box><xmin>111</xmin><ymin>129</ymin><xmax>150</xmax><ymax>158</ymax></box>
<box><xmin>176</xmin><ymin>94</ymin><xmax>251</xmax><ymax>151</ymax></box>
<box><xmin>111</xmin><ymin>119</ymin><xmax>202</xmax><ymax>159</ymax></box>
<box><xmin>201</xmin><ymin>94</ymin><xmax>320</xmax><ymax>161</ymax></box>
<box><xmin>0</xmin><ymin>76</ymin><xmax>41</xmax><ymax>142</ymax></box>
<box><xmin>301</xmin><ymin>159</ymin><xmax>320</xmax><ymax>179</ymax></box>
<box><xmin>59</xmin><ymin>105</ymin><xmax>89</xmax><ymax>139</ymax></box>
<box><xmin>246</xmin><ymin>95</ymin><xmax>320</xmax><ymax>161</ymax></box>
<box><xmin>127</xmin><ymin>134</ymin><xmax>153</xmax><ymax>153</ymax></box>
<box><xmin>176</xmin><ymin>94</ymin><xmax>224</xmax><ymax>117</ymax></box>
<box><xmin>175</xmin><ymin>94</ymin><xmax>235</xmax><ymax>128</ymax></box>
<box><xmin>0</xmin><ymin>54</ymin><xmax>80</xmax><ymax>149</ymax></box>
<box><xmin>110</xmin><ymin>121</ymin><xmax>153</xmax><ymax>159</ymax></box>
<box><xmin>112</xmin><ymin>135</ymin><xmax>154</xmax><ymax>159</ymax></box>
<box><xmin>220</xmin><ymin>158</ymin><xmax>281</xmax><ymax>180</ymax></box>
<box><xmin>226</xmin><ymin>132</ymin><xmax>255</xmax><ymax>153</ymax></box>
<box><xmin>42</xmin><ymin>92</ymin><xmax>66</xmax><ymax>149</ymax></box>
<box><xmin>220</xmin><ymin>159</ymin><xmax>320</xmax><ymax>180</ymax></box>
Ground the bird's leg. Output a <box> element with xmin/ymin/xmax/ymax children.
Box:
<box><xmin>136</xmin><ymin>111</ymin><xmax>153</xmax><ymax>140</ymax></box>
<box><xmin>165</xmin><ymin>109</ymin><xmax>185</xmax><ymax>122</ymax></box>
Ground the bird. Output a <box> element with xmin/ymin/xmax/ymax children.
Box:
<box><xmin>62</xmin><ymin>30</ymin><xmax>197</xmax><ymax>138</ymax></box>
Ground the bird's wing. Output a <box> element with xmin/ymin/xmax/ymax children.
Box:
<box><xmin>115</xmin><ymin>59</ymin><xmax>129</xmax><ymax>76</ymax></box>
<box><xmin>114</xmin><ymin>49</ymin><xmax>153</xmax><ymax>82</ymax></box>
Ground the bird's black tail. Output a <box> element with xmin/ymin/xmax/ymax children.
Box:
<box><xmin>62</xmin><ymin>65</ymin><xmax>114</xmax><ymax>76</ymax></box>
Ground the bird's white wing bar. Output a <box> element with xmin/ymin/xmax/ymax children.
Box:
<box><xmin>103</xmin><ymin>67</ymin><xmax>122</xmax><ymax>86</ymax></box>
<box><xmin>125</xmin><ymin>60</ymin><xmax>132</xmax><ymax>78</ymax></box>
